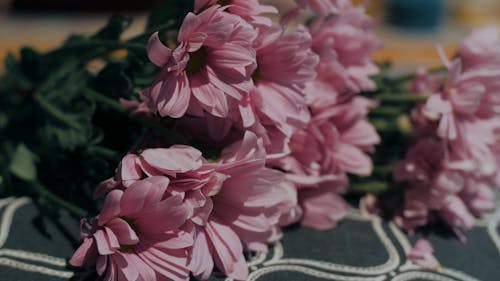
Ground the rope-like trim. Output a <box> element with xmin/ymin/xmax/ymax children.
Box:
<box><xmin>0</xmin><ymin>249</ymin><xmax>67</xmax><ymax>267</ymax></box>
<box><xmin>247</xmin><ymin>264</ymin><xmax>386</xmax><ymax>281</ymax></box>
<box><xmin>486</xmin><ymin>208</ymin><xmax>500</xmax><ymax>253</ymax></box>
<box><xmin>0</xmin><ymin>257</ymin><xmax>73</xmax><ymax>279</ymax></box>
<box><xmin>391</xmin><ymin>271</ymin><xmax>458</xmax><ymax>281</ymax></box>
<box><xmin>264</xmin><ymin>217</ymin><xmax>400</xmax><ymax>275</ymax></box>
<box><xmin>0</xmin><ymin>198</ymin><xmax>31</xmax><ymax>247</ymax></box>
<box><xmin>389</xmin><ymin>222</ymin><xmax>412</xmax><ymax>254</ymax></box>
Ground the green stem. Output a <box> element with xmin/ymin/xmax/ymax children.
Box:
<box><xmin>33</xmin><ymin>94</ymin><xmax>80</xmax><ymax>129</ymax></box>
<box><xmin>32</xmin><ymin>182</ymin><xmax>88</xmax><ymax>217</ymax></box>
<box><xmin>373</xmin><ymin>165</ymin><xmax>394</xmax><ymax>175</ymax></box>
<box><xmin>350</xmin><ymin>181</ymin><xmax>389</xmax><ymax>193</ymax></box>
<box><xmin>370</xmin><ymin>106</ymin><xmax>403</xmax><ymax>116</ymax></box>
<box><xmin>84</xmin><ymin>88</ymin><xmax>126</xmax><ymax>113</ymax></box>
<box><xmin>375</xmin><ymin>93</ymin><xmax>428</xmax><ymax>103</ymax></box>
<box><xmin>371</xmin><ymin>119</ymin><xmax>396</xmax><ymax>132</ymax></box>
<box><xmin>87</xmin><ymin>145</ymin><xmax>119</xmax><ymax>159</ymax></box>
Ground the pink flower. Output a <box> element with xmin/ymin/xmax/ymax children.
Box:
<box><xmin>189</xmin><ymin>131</ymin><xmax>288</xmax><ymax>280</ymax></box>
<box><xmin>459</xmin><ymin>178</ymin><xmax>496</xmax><ymax>216</ymax></box>
<box><xmin>459</xmin><ymin>27</ymin><xmax>500</xmax><ymax>118</ymax></box>
<box><xmin>393</xmin><ymin>139</ymin><xmax>481</xmax><ymax>238</ymax></box>
<box><xmin>295</xmin><ymin>0</ymin><xmax>351</xmax><ymax>15</ymax></box>
<box><xmin>299</xmin><ymin>185</ymin><xmax>349</xmax><ymax>230</ymax></box>
<box><xmin>459</xmin><ymin>26</ymin><xmax>500</xmax><ymax>70</ymax></box>
<box><xmin>421</xmin><ymin>58</ymin><xmax>486</xmax><ymax>141</ymax></box>
<box><xmin>177</xmin><ymin>24</ymin><xmax>318</xmax><ymax>158</ymax></box>
<box><xmin>407</xmin><ymin>239</ymin><xmax>440</xmax><ymax>270</ymax></box>
<box><xmin>398</xmin><ymin>29</ymin><xmax>500</xmax><ymax>237</ymax></box>
<box><xmin>238</xmin><ymin>24</ymin><xmax>318</xmax><ymax>157</ymax></box>
<box><xmin>308</xmin><ymin>3</ymin><xmax>381</xmax><ymax>97</ymax></box>
<box><xmin>70</xmin><ymin>177</ymin><xmax>193</xmax><ymax>281</ymax></box>
<box><xmin>97</xmin><ymin>133</ymin><xmax>289</xmax><ymax>280</ymax></box>
<box><xmin>273</xmin><ymin>95</ymin><xmax>379</xmax><ymax>230</ymax></box>
<box><xmin>144</xmin><ymin>6</ymin><xmax>257</xmax><ymax>118</ymax></box>
<box><xmin>194</xmin><ymin>0</ymin><xmax>278</xmax><ymax>27</ymax></box>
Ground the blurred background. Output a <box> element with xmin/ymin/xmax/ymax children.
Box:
<box><xmin>1</xmin><ymin>0</ymin><xmax>500</xmax><ymax>72</ymax></box>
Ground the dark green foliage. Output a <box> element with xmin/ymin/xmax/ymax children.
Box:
<box><xmin>0</xmin><ymin>3</ymin><xmax>191</xmax><ymax>217</ymax></box>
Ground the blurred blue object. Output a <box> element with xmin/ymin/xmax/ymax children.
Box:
<box><xmin>386</xmin><ymin>0</ymin><xmax>445</xmax><ymax>30</ymax></box>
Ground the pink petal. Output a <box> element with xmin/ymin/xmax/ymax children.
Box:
<box><xmin>70</xmin><ymin>238</ymin><xmax>97</xmax><ymax>267</ymax></box>
<box><xmin>98</xmin><ymin>190</ymin><xmax>123</xmax><ymax>226</ymax></box>
<box><xmin>141</xmin><ymin>146</ymin><xmax>203</xmax><ymax>174</ymax></box>
<box><xmin>407</xmin><ymin>239</ymin><xmax>440</xmax><ymax>269</ymax></box>
<box><xmin>106</xmin><ymin>218</ymin><xmax>139</xmax><ymax>246</ymax></box>
<box><xmin>205</xmin><ymin>219</ymin><xmax>246</xmax><ymax>278</ymax></box>
<box><xmin>148</xmin><ymin>32</ymin><xmax>172</xmax><ymax>67</ymax></box>
<box><xmin>189</xmin><ymin>228</ymin><xmax>214</xmax><ymax>280</ymax></box>
<box><xmin>117</xmin><ymin>154</ymin><xmax>142</xmax><ymax>181</ymax></box>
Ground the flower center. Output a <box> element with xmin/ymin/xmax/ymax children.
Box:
<box><xmin>252</xmin><ymin>67</ymin><xmax>261</xmax><ymax>83</ymax></box>
<box><xmin>119</xmin><ymin>244</ymin><xmax>135</xmax><ymax>253</ymax></box>
<box><xmin>217</xmin><ymin>0</ymin><xmax>231</xmax><ymax>6</ymax></box>
<box><xmin>186</xmin><ymin>47</ymin><xmax>208</xmax><ymax>75</ymax></box>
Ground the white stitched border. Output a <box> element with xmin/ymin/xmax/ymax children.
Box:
<box><xmin>0</xmin><ymin>249</ymin><xmax>67</xmax><ymax>267</ymax></box>
<box><xmin>0</xmin><ymin>257</ymin><xmax>73</xmax><ymax>279</ymax></box>
<box><xmin>264</xmin><ymin>217</ymin><xmax>401</xmax><ymax>275</ymax></box>
<box><xmin>0</xmin><ymin>198</ymin><xmax>30</xmax><ymax>248</ymax></box>
<box><xmin>247</xmin><ymin>264</ymin><xmax>387</xmax><ymax>281</ymax></box>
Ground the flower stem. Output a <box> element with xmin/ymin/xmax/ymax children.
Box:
<box><xmin>375</xmin><ymin>93</ymin><xmax>428</xmax><ymax>103</ymax></box>
<box><xmin>350</xmin><ymin>181</ymin><xmax>389</xmax><ymax>193</ymax></box>
<box><xmin>32</xmin><ymin>182</ymin><xmax>88</xmax><ymax>218</ymax></box>
<box><xmin>83</xmin><ymin>88</ymin><xmax>126</xmax><ymax>113</ymax></box>
<box><xmin>33</xmin><ymin>94</ymin><xmax>81</xmax><ymax>129</ymax></box>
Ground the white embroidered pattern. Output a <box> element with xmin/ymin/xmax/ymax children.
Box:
<box><xmin>0</xmin><ymin>197</ymin><xmax>74</xmax><ymax>279</ymax></box>
<box><xmin>224</xmin><ymin>204</ymin><xmax>498</xmax><ymax>281</ymax></box>
<box><xmin>0</xmin><ymin>196</ymin><xmax>497</xmax><ymax>280</ymax></box>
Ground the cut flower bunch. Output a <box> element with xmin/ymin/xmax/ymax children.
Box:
<box><xmin>0</xmin><ymin>0</ymin><xmax>499</xmax><ymax>280</ymax></box>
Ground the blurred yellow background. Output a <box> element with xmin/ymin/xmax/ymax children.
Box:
<box><xmin>1</xmin><ymin>0</ymin><xmax>500</xmax><ymax>73</ymax></box>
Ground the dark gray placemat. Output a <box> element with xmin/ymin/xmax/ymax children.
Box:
<box><xmin>0</xmin><ymin>197</ymin><xmax>499</xmax><ymax>281</ymax></box>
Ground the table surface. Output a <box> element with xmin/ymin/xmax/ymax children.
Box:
<box><xmin>0</xmin><ymin>196</ymin><xmax>498</xmax><ymax>281</ymax></box>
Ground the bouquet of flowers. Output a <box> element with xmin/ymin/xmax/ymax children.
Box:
<box><xmin>0</xmin><ymin>0</ymin><xmax>498</xmax><ymax>280</ymax></box>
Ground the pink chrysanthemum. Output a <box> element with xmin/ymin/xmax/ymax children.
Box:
<box><xmin>274</xmin><ymin>95</ymin><xmax>380</xmax><ymax>230</ymax></box>
<box><xmin>308</xmin><ymin>3</ymin><xmax>381</xmax><ymax>97</ymax></box>
<box><xmin>175</xmin><ymin>23</ymin><xmax>318</xmax><ymax>158</ymax></box>
<box><xmin>70</xmin><ymin>177</ymin><xmax>193</xmax><ymax>281</ymax></box>
<box><xmin>394</xmin><ymin>137</ymin><xmax>495</xmax><ymax>239</ymax></box>
<box><xmin>397</xmin><ymin>28</ymin><xmax>500</xmax><ymax>236</ymax></box>
<box><xmin>144</xmin><ymin>6</ymin><xmax>257</xmax><ymax>118</ymax></box>
<box><xmin>238</xmin><ymin>24</ymin><xmax>318</xmax><ymax>157</ymax></box>
<box><xmin>96</xmin><ymin>133</ymin><xmax>289</xmax><ymax>280</ymax></box>
<box><xmin>189</xmin><ymin>131</ymin><xmax>287</xmax><ymax>280</ymax></box>
<box><xmin>458</xmin><ymin>26</ymin><xmax>500</xmax><ymax>118</ymax></box>
<box><xmin>194</xmin><ymin>0</ymin><xmax>278</xmax><ymax>27</ymax></box>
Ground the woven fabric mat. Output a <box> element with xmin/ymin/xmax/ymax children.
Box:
<box><xmin>0</xmin><ymin>196</ymin><xmax>498</xmax><ymax>281</ymax></box>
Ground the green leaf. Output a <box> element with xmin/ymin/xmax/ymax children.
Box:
<box><xmin>4</xmin><ymin>53</ymin><xmax>33</xmax><ymax>91</ymax></box>
<box><xmin>0</xmin><ymin>113</ymin><xmax>8</xmax><ymax>130</ymax></box>
<box><xmin>93</xmin><ymin>14</ymin><xmax>133</xmax><ymax>40</ymax></box>
<box><xmin>20</xmin><ymin>47</ymin><xmax>45</xmax><ymax>84</ymax></box>
<box><xmin>37</xmin><ymin>94</ymin><xmax>95</xmax><ymax>151</ymax></box>
<box><xmin>9</xmin><ymin>143</ymin><xmax>38</xmax><ymax>181</ymax></box>
<box><xmin>146</xmin><ymin>0</ymin><xmax>193</xmax><ymax>30</ymax></box>
<box><xmin>92</xmin><ymin>62</ymin><xmax>134</xmax><ymax>100</ymax></box>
